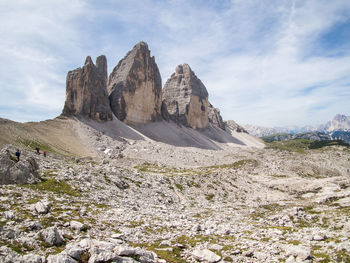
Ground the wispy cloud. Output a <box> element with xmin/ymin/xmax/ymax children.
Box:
<box><xmin>0</xmin><ymin>0</ymin><xmax>349</xmax><ymax>126</ymax></box>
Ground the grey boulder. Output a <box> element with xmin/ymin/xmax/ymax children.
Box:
<box><xmin>0</xmin><ymin>146</ymin><xmax>40</xmax><ymax>185</ymax></box>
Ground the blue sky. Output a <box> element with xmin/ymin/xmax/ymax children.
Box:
<box><xmin>0</xmin><ymin>0</ymin><xmax>349</xmax><ymax>126</ymax></box>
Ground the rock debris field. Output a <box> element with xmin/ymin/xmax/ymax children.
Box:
<box><xmin>1</xmin><ymin>126</ymin><xmax>350</xmax><ymax>263</ymax></box>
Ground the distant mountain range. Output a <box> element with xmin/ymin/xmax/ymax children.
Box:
<box><xmin>244</xmin><ymin>114</ymin><xmax>350</xmax><ymax>136</ymax></box>
<box><xmin>244</xmin><ymin>114</ymin><xmax>350</xmax><ymax>144</ymax></box>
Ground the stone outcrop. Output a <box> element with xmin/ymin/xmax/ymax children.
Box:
<box><xmin>162</xmin><ymin>64</ymin><xmax>209</xmax><ymax>129</ymax></box>
<box><xmin>208</xmin><ymin>103</ymin><xmax>225</xmax><ymax>130</ymax></box>
<box><xmin>0</xmin><ymin>146</ymin><xmax>40</xmax><ymax>185</ymax></box>
<box><xmin>225</xmin><ymin>120</ymin><xmax>248</xmax><ymax>133</ymax></box>
<box><xmin>108</xmin><ymin>42</ymin><xmax>162</xmax><ymax>124</ymax></box>
<box><xmin>192</xmin><ymin>248</ymin><xmax>221</xmax><ymax>263</ymax></box>
<box><xmin>62</xmin><ymin>55</ymin><xmax>113</xmax><ymax>122</ymax></box>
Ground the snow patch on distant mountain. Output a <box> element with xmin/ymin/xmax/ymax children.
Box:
<box><xmin>244</xmin><ymin>114</ymin><xmax>350</xmax><ymax>137</ymax></box>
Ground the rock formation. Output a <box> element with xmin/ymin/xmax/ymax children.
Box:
<box><xmin>107</xmin><ymin>42</ymin><xmax>162</xmax><ymax>124</ymax></box>
<box><xmin>225</xmin><ymin>120</ymin><xmax>248</xmax><ymax>133</ymax></box>
<box><xmin>0</xmin><ymin>146</ymin><xmax>40</xmax><ymax>185</ymax></box>
<box><xmin>62</xmin><ymin>55</ymin><xmax>113</xmax><ymax>122</ymax></box>
<box><xmin>323</xmin><ymin>114</ymin><xmax>350</xmax><ymax>132</ymax></box>
<box><xmin>208</xmin><ymin>103</ymin><xmax>225</xmax><ymax>130</ymax></box>
<box><xmin>162</xmin><ymin>64</ymin><xmax>209</xmax><ymax>129</ymax></box>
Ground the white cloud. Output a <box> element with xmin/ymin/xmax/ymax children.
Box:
<box><xmin>0</xmin><ymin>0</ymin><xmax>349</xmax><ymax>126</ymax></box>
<box><xmin>0</xmin><ymin>0</ymin><xmax>89</xmax><ymax>121</ymax></box>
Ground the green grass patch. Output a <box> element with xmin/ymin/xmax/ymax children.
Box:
<box><xmin>288</xmin><ymin>240</ymin><xmax>301</xmax><ymax>245</ymax></box>
<box><xmin>251</xmin><ymin>211</ymin><xmax>266</xmax><ymax>220</ymax></box>
<box><xmin>144</xmin><ymin>225</ymin><xmax>174</xmax><ymax>234</ymax></box>
<box><xmin>265</xmin><ymin>139</ymin><xmax>311</xmax><ymax>153</ymax></box>
<box><xmin>208</xmin><ymin>159</ymin><xmax>258</xmax><ymax>169</ymax></box>
<box><xmin>304</xmin><ymin>206</ymin><xmax>321</xmax><ymax>214</ymax></box>
<box><xmin>309</xmin><ymin>140</ymin><xmax>350</xmax><ymax>149</ymax></box>
<box><xmin>127</xmin><ymin>220</ymin><xmax>144</xmax><ymax>228</ymax></box>
<box><xmin>175</xmin><ymin>183</ymin><xmax>183</xmax><ymax>191</ymax></box>
<box><xmin>270</xmin><ymin>174</ymin><xmax>288</xmax><ymax>178</ymax></box>
<box><xmin>7</xmin><ymin>241</ymin><xmax>35</xmax><ymax>255</ymax></box>
<box><xmin>312</xmin><ymin>250</ymin><xmax>331</xmax><ymax>263</ymax></box>
<box><xmin>134</xmin><ymin>162</ymin><xmax>179</xmax><ymax>174</ymax></box>
<box><xmin>335</xmin><ymin>249</ymin><xmax>350</xmax><ymax>262</ymax></box>
<box><xmin>10</xmin><ymin>155</ymin><xmax>19</xmax><ymax>163</ymax></box>
<box><xmin>131</xmin><ymin>240</ymin><xmax>186</xmax><ymax>263</ymax></box>
<box><xmin>266</xmin><ymin>138</ymin><xmax>349</xmax><ymax>153</ymax></box>
<box><xmin>41</xmin><ymin>216</ymin><xmax>58</xmax><ymax>228</ymax></box>
<box><xmin>23</xmin><ymin>178</ymin><xmax>81</xmax><ymax>197</ymax></box>
<box><xmin>206</xmin><ymin>193</ymin><xmax>215</xmax><ymax>201</ymax></box>
<box><xmin>175</xmin><ymin>234</ymin><xmax>235</xmax><ymax>248</ymax></box>
<box><xmin>261</xmin><ymin>133</ymin><xmax>291</xmax><ymax>142</ymax></box>
<box><xmin>261</xmin><ymin>203</ymin><xmax>283</xmax><ymax>212</ymax></box>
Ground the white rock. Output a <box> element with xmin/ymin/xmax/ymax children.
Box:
<box><xmin>285</xmin><ymin>245</ymin><xmax>311</xmax><ymax>260</ymax></box>
<box><xmin>0</xmin><ymin>245</ymin><xmax>21</xmax><ymax>262</ymax></box>
<box><xmin>118</xmin><ymin>257</ymin><xmax>139</xmax><ymax>263</ymax></box>
<box><xmin>335</xmin><ymin>196</ymin><xmax>350</xmax><ymax>207</ymax></box>
<box><xmin>302</xmin><ymin>193</ymin><xmax>315</xmax><ymax>199</ymax></box>
<box><xmin>285</xmin><ymin>255</ymin><xmax>296</xmax><ymax>263</ymax></box>
<box><xmin>105</xmin><ymin>238</ymin><xmax>124</xmax><ymax>245</ymax></box>
<box><xmin>34</xmin><ymin>201</ymin><xmax>50</xmax><ymax>214</ymax></box>
<box><xmin>159</xmin><ymin>240</ymin><xmax>172</xmax><ymax>247</ymax></box>
<box><xmin>114</xmin><ymin>245</ymin><xmax>137</xmax><ymax>256</ymax></box>
<box><xmin>312</xmin><ymin>233</ymin><xmax>327</xmax><ymax>241</ymax></box>
<box><xmin>78</xmin><ymin>238</ymin><xmax>93</xmax><ymax>250</ymax></box>
<box><xmin>208</xmin><ymin>244</ymin><xmax>223</xmax><ymax>251</ymax></box>
<box><xmin>47</xmin><ymin>252</ymin><xmax>77</xmax><ymax>263</ymax></box>
<box><xmin>104</xmin><ymin>148</ymin><xmax>112</xmax><ymax>155</ymax></box>
<box><xmin>89</xmin><ymin>240</ymin><xmax>115</xmax><ymax>255</ymax></box>
<box><xmin>192</xmin><ymin>248</ymin><xmax>221</xmax><ymax>263</ymax></box>
<box><xmin>88</xmin><ymin>251</ymin><xmax>120</xmax><ymax>263</ymax></box>
<box><xmin>22</xmin><ymin>254</ymin><xmax>45</xmax><ymax>263</ymax></box>
<box><xmin>65</xmin><ymin>244</ymin><xmax>87</xmax><ymax>261</ymax></box>
<box><xmin>70</xmin><ymin>220</ymin><xmax>85</xmax><ymax>231</ymax></box>
<box><xmin>4</xmin><ymin>211</ymin><xmax>15</xmax><ymax>219</ymax></box>
<box><xmin>41</xmin><ymin>226</ymin><xmax>64</xmax><ymax>246</ymax></box>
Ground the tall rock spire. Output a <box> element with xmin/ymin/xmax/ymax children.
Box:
<box><xmin>61</xmin><ymin>55</ymin><xmax>113</xmax><ymax>122</ymax></box>
<box><xmin>107</xmin><ymin>42</ymin><xmax>162</xmax><ymax>124</ymax></box>
<box><xmin>162</xmin><ymin>64</ymin><xmax>210</xmax><ymax>129</ymax></box>
<box><xmin>208</xmin><ymin>103</ymin><xmax>226</xmax><ymax>130</ymax></box>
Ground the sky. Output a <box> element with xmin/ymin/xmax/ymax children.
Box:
<box><xmin>0</xmin><ymin>0</ymin><xmax>350</xmax><ymax>127</ymax></box>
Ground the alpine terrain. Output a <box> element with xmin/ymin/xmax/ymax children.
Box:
<box><xmin>0</xmin><ymin>42</ymin><xmax>349</xmax><ymax>263</ymax></box>
<box><xmin>245</xmin><ymin>114</ymin><xmax>350</xmax><ymax>144</ymax></box>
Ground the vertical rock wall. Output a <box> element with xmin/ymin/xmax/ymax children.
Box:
<box><xmin>208</xmin><ymin>103</ymin><xmax>226</xmax><ymax>130</ymax></box>
<box><xmin>162</xmin><ymin>64</ymin><xmax>209</xmax><ymax>129</ymax></box>
<box><xmin>61</xmin><ymin>56</ymin><xmax>113</xmax><ymax>122</ymax></box>
<box><xmin>107</xmin><ymin>42</ymin><xmax>162</xmax><ymax>124</ymax></box>
<box><xmin>61</xmin><ymin>42</ymin><xmax>228</xmax><ymax>130</ymax></box>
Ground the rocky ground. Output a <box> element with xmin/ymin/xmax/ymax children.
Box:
<box><xmin>1</xmin><ymin>129</ymin><xmax>350</xmax><ymax>263</ymax></box>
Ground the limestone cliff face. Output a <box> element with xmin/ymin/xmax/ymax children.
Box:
<box><xmin>62</xmin><ymin>56</ymin><xmax>113</xmax><ymax>121</ymax></box>
<box><xmin>107</xmin><ymin>42</ymin><xmax>162</xmax><ymax>124</ymax></box>
<box><xmin>208</xmin><ymin>103</ymin><xmax>225</xmax><ymax>130</ymax></box>
<box><xmin>162</xmin><ymin>64</ymin><xmax>209</xmax><ymax>129</ymax></box>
